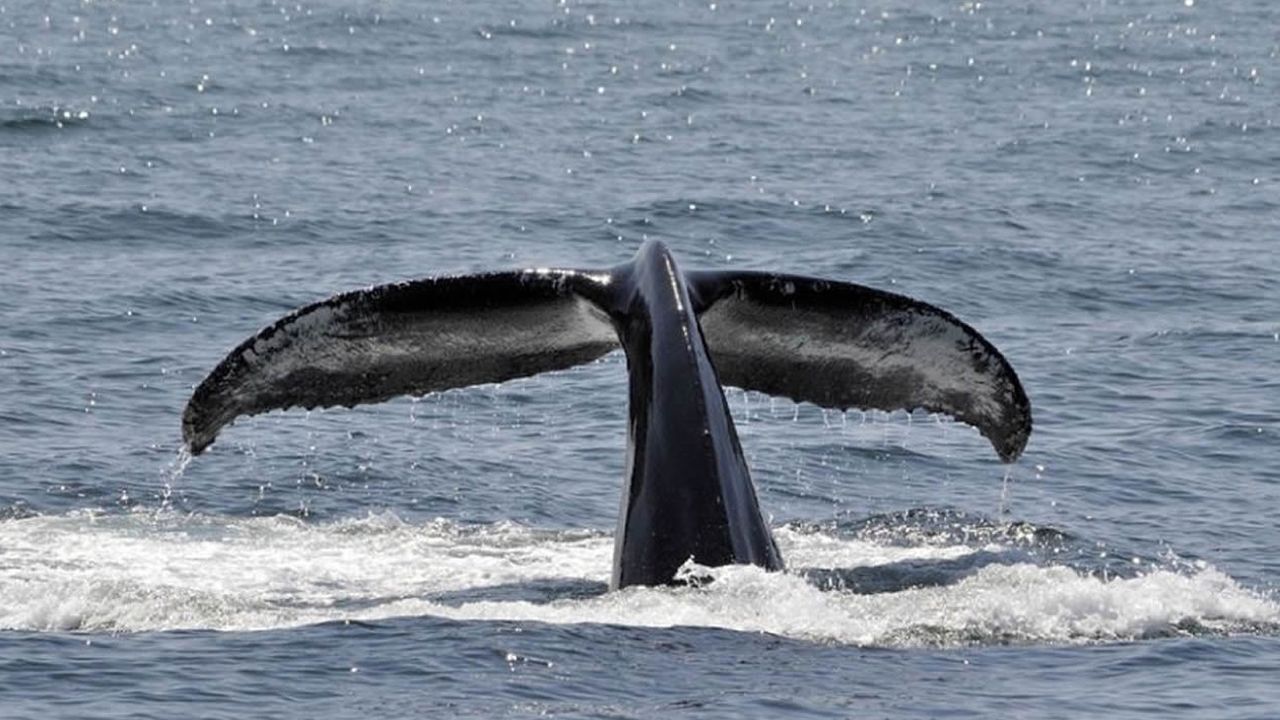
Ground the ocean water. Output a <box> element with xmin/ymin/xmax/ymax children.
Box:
<box><xmin>2</xmin><ymin>0</ymin><xmax>1278</xmax><ymax>716</ymax></box>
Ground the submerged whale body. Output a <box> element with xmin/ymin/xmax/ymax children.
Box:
<box><xmin>183</xmin><ymin>240</ymin><xmax>1031</xmax><ymax>588</ymax></box>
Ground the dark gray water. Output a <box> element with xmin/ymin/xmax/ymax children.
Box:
<box><xmin>2</xmin><ymin>0</ymin><xmax>1278</xmax><ymax>717</ymax></box>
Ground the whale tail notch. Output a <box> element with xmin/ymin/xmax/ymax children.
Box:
<box><xmin>183</xmin><ymin>259</ymin><xmax>1030</xmax><ymax>462</ymax></box>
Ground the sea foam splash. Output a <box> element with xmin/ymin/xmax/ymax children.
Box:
<box><xmin>0</xmin><ymin>511</ymin><xmax>1274</xmax><ymax>645</ymax></box>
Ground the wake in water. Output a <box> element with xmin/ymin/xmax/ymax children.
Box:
<box><xmin>1</xmin><ymin>510</ymin><xmax>1274</xmax><ymax>645</ymax></box>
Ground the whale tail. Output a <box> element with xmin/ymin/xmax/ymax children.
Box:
<box><xmin>183</xmin><ymin>242</ymin><xmax>1032</xmax><ymax>588</ymax></box>
<box><xmin>183</xmin><ymin>263</ymin><xmax>1030</xmax><ymax>462</ymax></box>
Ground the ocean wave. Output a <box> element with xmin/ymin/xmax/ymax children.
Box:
<box><xmin>0</xmin><ymin>105</ymin><xmax>94</xmax><ymax>133</ymax></box>
<box><xmin>1</xmin><ymin>511</ymin><xmax>1272</xmax><ymax>645</ymax></box>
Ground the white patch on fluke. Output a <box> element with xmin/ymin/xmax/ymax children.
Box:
<box><xmin>0</xmin><ymin>513</ymin><xmax>1274</xmax><ymax>645</ymax></box>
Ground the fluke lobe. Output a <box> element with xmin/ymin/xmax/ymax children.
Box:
<box><xmin>183</xmin><ymin>240</ymin><xmax>1031</xmax><ymax>588</ymax></box>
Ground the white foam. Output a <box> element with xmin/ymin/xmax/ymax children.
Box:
<box><xmin>0</xmin><ymin>513</ymin><xmax>1274</xmax><ymax>646</ymax></box>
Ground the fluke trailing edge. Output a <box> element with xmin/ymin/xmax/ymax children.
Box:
<box><xmin>183</xmin><ymin>240</ymin><xmax>1032</xmax><ymax>588</ymax></box>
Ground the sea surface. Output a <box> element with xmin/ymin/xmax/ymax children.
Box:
<box><xmin>2</xmin><ymin>0</ymin><xmax>1278</xmax><ymax>717</ymax></box>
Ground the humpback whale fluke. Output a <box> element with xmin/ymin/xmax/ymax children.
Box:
<box><xmin>183</xmin><ymin>240</ymin><xmax>1031</xmax><ymax>587</ymax></box>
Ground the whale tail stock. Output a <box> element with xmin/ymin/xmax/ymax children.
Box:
<box><xmin>182</xmin><ymin>252</ymin><xmax>1031</xmax><ymax>462</ymax></box>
